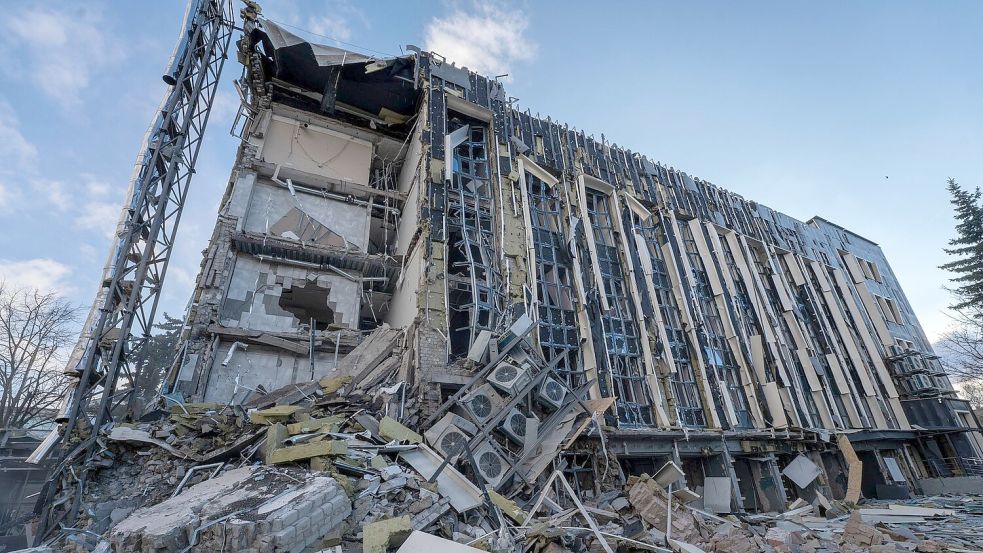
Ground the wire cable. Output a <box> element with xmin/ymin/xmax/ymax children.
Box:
<box><xmin>264</xmin><ymin>18</ymin><xmax>403</xmax><ymax>59</ymax></box>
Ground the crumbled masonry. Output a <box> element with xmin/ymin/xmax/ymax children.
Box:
<box><xmin>22</xmin><ymin>3</ymin><xmax>983</xmax><ymax>553</ymax></box>
<box><xmin>30</xmin><ymin>326</ymin><xmax>983</xmax><ymax>552</ymax></box>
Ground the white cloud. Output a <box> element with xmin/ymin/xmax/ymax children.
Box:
<box><xmin>424</xmin><ymin>2</ymin><xmax>536</xmax><ymax>79</ymax></box>
<box><xmin>0</xmin><ymin>258</ymin><xmax>74</xmax><ymax>295</ymax></box>
<box><xmin>4</xmin><ymin>6</ymin><xmax>123</xmax><ymax>109</ymax></box>
<box><xmin>83</xmin><ymin>174</ymin><xmax>112</xmax><ymax>198</ymax></box>
<box><xmin>0</xmin><ymin>181</ymin><xmax>15</xmax><ymax>212</ymax></box>
<box><xmin>0</xmin><ymin>99</ymin><xmax>37</xmax><ymax>169</ymax></box>
<box><xmin>31</xmin><ymin>179</ymin><xmax>72</xmax><ymax>211</ymax></box>
<box><xmin>308</xmin><ymin>15</ymin><xmax>353</xmax><ymax>43</ymax></box>
<box><xmin>75</xmin><ymin>201</ymin><xmax>121</xmax><ymax>240</ymax></box>
<box><xmin>209</xmin><ymin>87</ymin><xmax>240</xmax><ymax>126</ymax></box>
<box><xmin>260</xmin><ymin>0</ymin><xmax>367</xmax><ymax>47</ymax></box>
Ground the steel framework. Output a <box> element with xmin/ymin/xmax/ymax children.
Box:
<box><xmin>33</xmin><ymin>0</ymin><xmax>235</xmax><ymax>542</ymax></box>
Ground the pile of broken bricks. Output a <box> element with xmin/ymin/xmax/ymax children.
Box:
<box><xmin>31</xmin><ymin>323</ymin><xmax>983</xmax><ymax>553</ymax></box>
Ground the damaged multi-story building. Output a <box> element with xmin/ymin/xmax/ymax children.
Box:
<box><xmin>162</xmin><ymin>18</ymin><xmax>983</xmax><ymax>514</ymax></box>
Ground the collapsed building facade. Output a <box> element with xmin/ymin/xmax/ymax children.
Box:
<box><xmin>162</xmin><ymin>18</ymin><xmax>983</xmax><ymax>515</ymax></box>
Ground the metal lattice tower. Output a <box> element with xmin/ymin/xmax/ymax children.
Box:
<box><xmin>33</xmin><ymin>0</ymin><xmax>236</xmax><ymax>541</ymax></box>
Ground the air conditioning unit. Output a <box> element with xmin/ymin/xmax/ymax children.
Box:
<box><xmin>432</xmin><ymin>423</ymin><xmax>472</xmax><ymax>459</ymax></box>
<box><xmin>461</xmin><ymin>383</ymin><xmax>505</xmax><ymax>425</ymax></box>
<box><xmin>487</xmin><ymin>362</ymin><xmax>531</xmax><ymax>396</ymax></box>
<box><xmin>425</xmin><ymin>413</ymin><xmax>478</xmax><ymax>456</ymax></box>
<box><xmin>498</xmin><ymin>408</ymin><xmax>538</xmax><ymax>445</ymax></box>
<box><xmin>473</xmin><ymin>443</ymin><xmax>507</xmax><ymax>487</ymax></box>
<box><xmin>537</xmin><ymin>375</ymin><xmax>567</xmax><ymax>410</ymax></box>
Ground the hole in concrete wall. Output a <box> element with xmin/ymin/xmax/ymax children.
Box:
<box><xmin>278</xmin><ymin>281</ymin><xmax>336</xmax><ymax>330</ymax></box>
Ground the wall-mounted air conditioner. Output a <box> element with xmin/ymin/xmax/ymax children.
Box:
<box><xmin>537</xmin><ymin>375</ymin><xmax>567</xmax><ymax>410</ymax></box>
<box><xmin>473</xmin><ymin>443</ymin><xmax>507</xmax><ymax>487</ymax></box>
<box><xmin>487</xmin><ymin>362</ymin><xmax>531</xmax><ymax>396</ymax></box>
<box><xmin>461</xmin><ymin>383</ymin><xmax>505</xmax><ymax>425</ymax></box>
<box><xmin>498</xmin><ymin>407</ymin><xmax>538</xmax><ymax>445</ymax></box>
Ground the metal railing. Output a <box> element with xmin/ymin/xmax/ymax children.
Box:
<box><xmin>921</xmin><ymin>456</ymin><xmax>983</xmax><ymax>478</ymax></box>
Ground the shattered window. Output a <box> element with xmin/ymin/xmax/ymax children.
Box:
<box><xmin>636</xmin><ymin>219</ymin><xmax>706</xmax><ymax>428</ymax></box>
<box><xmin>446</xmin><ymin>118</ymin><xmax>499</xmax><ymax>359</ymax></box>
<box><xmin>679</xmin><ymin>223</ymin><xmax>753</xmax><ymax>429</ymax></box>
<box><xmin>718</xmin><ymin>236</ymin><xmax>761</xmax><ymax>338</ymax></box>
<box><xmin>526</xmin><ymin>171</ymin><xmax>583</xmax><ymax>386</ymax></box>
<box><xmin>751</xmin><ymin>245</ymin><xmax>824</xmax><ymax>428</ymax></box>
<box><xmin>584</xmin><ymin>189</ymin><xmax>653</xmax><ymax>427</ymax></box>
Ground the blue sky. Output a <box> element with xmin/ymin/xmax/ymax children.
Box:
<box><xmin>0</xmin><ymin>1</ymin><xmax>979</xmax><ymax>342</ymax></box>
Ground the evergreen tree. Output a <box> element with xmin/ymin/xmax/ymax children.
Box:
<box><xmin>940</xmin><ymin>178</ymin><xmax>983</xmax><ymax>315</ymax></box>
<box><xmin>127</xmin><ymin>312</ymin><xmax>184</xmax><ymax>415</ymax></box>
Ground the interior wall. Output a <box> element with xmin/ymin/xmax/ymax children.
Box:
<box><xmin>220</xmin><ymin>254</ymin><xmax>361</xmax><ymax>331</ymax></box>
<box><xmin>261</xmin><ymin>117</ymin><xmax>372</xmax><ymax>185</ymax></box>
<box><xmin>386</xmin><ymin>242</ymin><xmax>424</xmax><ymax>329</ymax></box>
<box><xmin>202</xmin><ymin>341</ymin><xmax>340</xmax><ymax>403</ymax></box>
<box><xmin>242</xmin><ymin>180</ymin><xmax>370</xmax><ymax>251</ymax></box>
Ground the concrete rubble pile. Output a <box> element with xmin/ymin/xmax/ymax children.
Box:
<box><xmin>21</xmin><ymin>323</ymin><xmax>983</xmax><ymax>553</ymax></box>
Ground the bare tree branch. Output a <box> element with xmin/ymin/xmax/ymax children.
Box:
<box><xmin>0</xmin><ymin>282</ymin><xmax>79</xmax><ymax>430</ymax></box>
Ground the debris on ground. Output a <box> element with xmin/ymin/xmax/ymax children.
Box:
<box><xmin>28</xmin><ymin>322</ymin><xmax>983</xmax><ymax>553</ymax></box>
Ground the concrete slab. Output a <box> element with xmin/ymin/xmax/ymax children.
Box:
<box><xmin>269</xmin><ymin>440</ymin><xmax>347</xmax><ymax>464</ymax></box>
<box><xmin>396</xmin><ymin>530</ymin><xmax>485</xmax><ymax>552</ymax></box>
<box><xmin>782</xmin><ymin>454</ymin><xmax>822</xmax><ymax>489</ymax></box>
<box><xmin>702</xmin><ymin>477</ymin><xmax>732</xmax><ymax>514</ymax></box>
<box><xmin>399</xmin><ymin>444</ymin><xmax>483</xmax><ymax>513</ymax></box>
<box><xmin>363</xmin><ymin>515</ymin><xmax>412</xmax><ymax>553</ymax></box>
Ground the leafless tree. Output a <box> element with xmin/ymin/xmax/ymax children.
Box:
<box><xmin>957</xmin><ymin>379</ymin><xmax>983</xmax><ymax>409</ymax></box>
<box><xmin>936</xmin><ymin>307</ymin><xmax>983</xmax><ymax>382</ymax></box>
<box><xmin>0</xmin><ymin>282</ymin><xmax>79</xmax><ymax>430</ymax></box>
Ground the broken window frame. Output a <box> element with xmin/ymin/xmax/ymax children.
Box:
<box><xmin>445</xmin><ymin>118</ymin><xmax>501</xmax><ymax>359</ymax></box>
<box><xmin>678</xmin><ymin>223</ymin><xmax>754</xmax><ymax>429</ymax></box>
<box><xmin>525</xmin><ymin>170</ymin><xmax>584</xmax><ymax>387</ymax></box>
<box><xmin>635</xmin><ymin>217</ymin><xmax>707</xmax><ymax>428</ymax></box>
<box><xmin>583</xmin><ymin>188</ymin><xmax>654</xmax><ymax>427</ymax></box>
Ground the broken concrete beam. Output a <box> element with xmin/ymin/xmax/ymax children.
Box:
<box><xmin>318</xmin><ymin>375</ymin><xmax>352</xmax><ymax>394</ymax></box>
<box><xmin>837</xmin><ymin>434</ymin><xmax>863</xmax><ymax>504</ymax></box>
<box><xmin>168</xmin><ymin>402</ymin><xmax>222</xmax><ymax>414</ymax></box>
<box><xmin>363</xmin><ymin>515</ymin><xmax>412</xmax><ymax>553</ymax></box>
<box><xmin>268</xmin><ymin>440</ymin><xmax>347</xmax><ymax>464</ymax></box>
<box><xmin>107</xmin><ymin>426</ymin><xmax>192</xmax><ymax>460</ymax></box>
<box><xmin>334</xmin><ymin>325</ymin><xmax>399</xmax><ymax>379</ymax></box>
<box><xmin>264</xmin><ymin>423</ymin><xmax>288</xmax><ymax>465</ymax></box>
<box><xmin>379</xmin><ymin>416</ymin><xmax>422</xmax><ymax>444</ymax></box>
<box><xmin>286</xmin><ymin>415</ymin><xmax>344</xmax><ymax>435</ymax></box>
<box><xmin>250</xmin><ymin>405</ymin><xmax>303</xmax><ymax>425</ymax></box>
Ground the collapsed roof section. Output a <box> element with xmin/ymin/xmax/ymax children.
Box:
<box><xmin>249</xmin><ymin>19</ymin><xmax>419</xmax><ymax>132</ymax></box>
